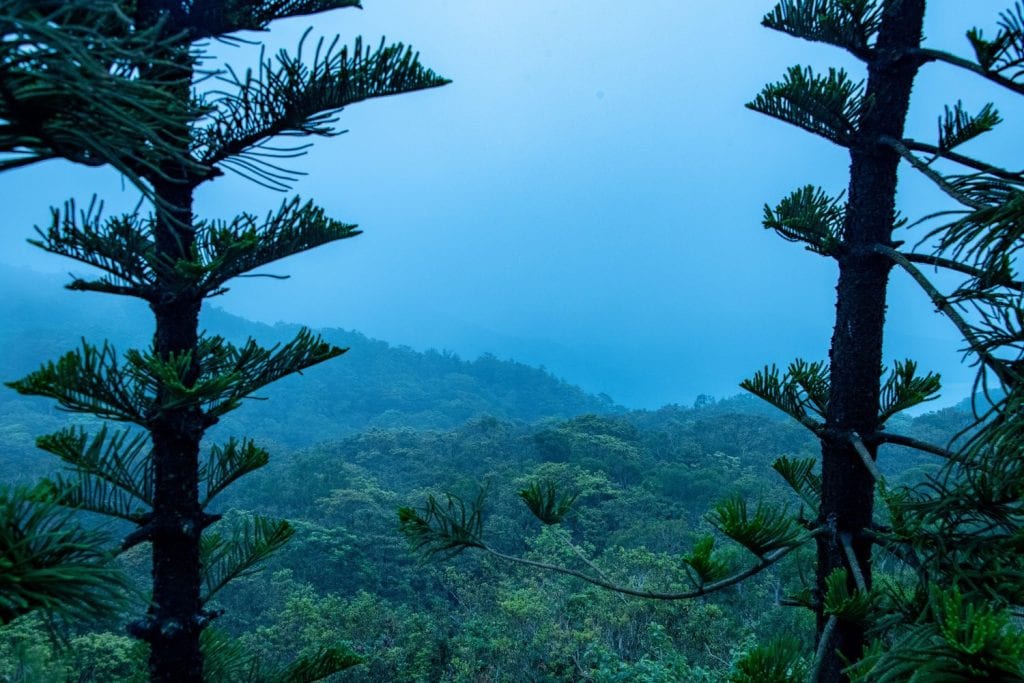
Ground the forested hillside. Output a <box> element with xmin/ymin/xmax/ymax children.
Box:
<box><xmin>0</xmin><ymin>270</ymin><xmax>983</xmax><ymax>682</ymax></box>
<box><xmin>0</xmin><ymin>265</ymin><xmax>616</xmax><ymax>481</ymax></box>
<box><xmin>0</xmin><ymin>329</ymin><xmax>972</xmax><ymax>679</ymax></box>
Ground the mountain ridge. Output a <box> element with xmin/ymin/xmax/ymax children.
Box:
<box><xmin>0</xmin><ymin>264</ymin><xmax>618</xmax><ymax>453</ymax></box>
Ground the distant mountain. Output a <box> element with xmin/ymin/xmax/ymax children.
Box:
<box><xmin>0</xmin><ymin>265</ymin><xmax>617</xmax><ymax>458</ymax></box>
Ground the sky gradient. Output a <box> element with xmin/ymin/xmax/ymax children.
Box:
<box><xmin>2</xmin><ymin>1</ymin><xmax>1022</xmax><ymax>408</ymax></box>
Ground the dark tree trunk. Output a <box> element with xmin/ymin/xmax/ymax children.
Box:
<box><xmin>129</xmin><ymin>4</ymin><xmax>207</xmax><ymax>679</ymax></box>
<box><xmin>816</xmin><ymin>1</ymin><xmax>926</xmax><ymax>681</ymax></box>
<box><xmin>140</xmin><ymin>180</ymin><xmax>208</xmax><ymax>683</ymax></box>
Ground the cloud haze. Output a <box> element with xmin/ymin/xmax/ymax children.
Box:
<box><xmin>1</xmin><ymin>1</ymin><xmax>1021</xmax><ymax>408</ymax></box>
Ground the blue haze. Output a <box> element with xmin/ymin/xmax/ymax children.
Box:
<box><xmin>1</xmin><ymin>1</ymin><xmax>1021</xmax><ymax>408</ymax></box>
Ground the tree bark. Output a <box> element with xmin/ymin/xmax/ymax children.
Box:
<box><xmin>130</xmin><ymin>4</ymin><xmax>207</xmax><ymax>679</ymax></box>
<box><xmin>816</xmin><ymin>2</ymin><xmax>926</xmax><ymax>681</ymax></box>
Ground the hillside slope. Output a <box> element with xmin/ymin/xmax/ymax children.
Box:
<box><xmin>0</xmin><ymin>265</ymin><xmax>616</xmax><ymax>473</ymax></box>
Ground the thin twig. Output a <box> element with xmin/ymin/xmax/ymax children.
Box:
<box><xmin>899</xmin><ymin>138</ymin><xmax>1024</xmax><ymax>181</ymax></box>
<box><xmin>558</xmin><ymin>531</ymin><xmax>628</xmax><ymax>604</ymax></box>
<box><xmin>879</xmin><ymin>136</ymin><xmax>987</xmax><ymax>210</ymax></box>
<box><xmin>875</xmin><ymin>244</ymin><xmax>1012</xmax><ymax>386</ymax></box>
<box><xmin>481</xmin><ymin>528</ymin><xmax>821</xmax><ymax>601</ymax></box>
<box><xmin>916</xmin><ymin>47</ymin><xmax>1024</xmax><ymax>97</ymax></box>
<box><xmin>901</xmin><ymin>252</ymin><xmax>1024</xmax><ymax>292</ymax></box>
<box><xmin>840</xmin><ymin>532</ymin><xmax>868</xmax><ymax>592</ymax></box>
<box><xmin>806</xmin><ymin>615</ymin><xmax>838</xmax><ymax>683</ymax></box>
<box><xmin>848</xmin><ymin>432</ymin><xmax>883</xmax><ymax>482</ymax></box>
<box><xmin>873</xmin><ymin>432</ymin><xmax>958</xmax><ymax>460</ymax></box>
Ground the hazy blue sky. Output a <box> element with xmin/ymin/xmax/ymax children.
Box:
<box><xmin>2</xmin><ymin>1</ymin><xmax>1022</xmax><ymax>408</ymax></box>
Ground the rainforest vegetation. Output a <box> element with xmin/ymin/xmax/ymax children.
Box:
<box><xmin>2</xmin><ymin>1</ymin><xmax>1023</xmax><ymax>682</ymax></box>
<box><xmin>0</xmin><ymin>272</ymin><xmax>974</xmax><ymax>680</ymax></box>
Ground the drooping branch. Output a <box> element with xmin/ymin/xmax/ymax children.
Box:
<box><xmin>482</xmin><ymin>536</ymin><xmax>816</xmax><ymax>602</ymax></box>
<box><xmin>901</xmin><ymin>252</ymin><xmax>1024</xmax><ymax>292</ymax></box>
<box><xmin>917</xmin><ymin>47</ymin><xmax>1024</xmax><ymax>97</ymax></box>
<box><xmin>880</xmin><ymin>136</ymin><xmax>987</xmax><ymax>210</ymax></box>
<box><xmin>0</xmin><ymin>0</ymin><xmax>204</xmax><ymax>184</ymax></box>
<box><xmin>876</xmin><ymin>244</ymin><xmax>1012</xmax><ymax>385</ymax></box>
<box><xmin>0</xmin><ymin>484</ymin><xmax>131</xmax><ymax>624</ymax></box>
<box><xmin>898</xmin><ymin>138</ymin><xmax>1024</xmax><ymax>182</ymax></box>
<box><xmin>873</xmin><ymin>432</ymin><xmax>959</xmax><ymax>461</ymax></box>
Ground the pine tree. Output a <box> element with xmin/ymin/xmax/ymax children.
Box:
<box><xmin>743</xmin><ymin>2</ymin><xmax>1024</xmax><ymax>678</ymax></box>
<box><xmin>1</xmin><ymin>0</ymin><xmax>198</xmax><ymax>625</ymax></box>
<box><xmin>744</xmin><ymin>3</ymin><xmax>929</xmax><ymax>678</ymax></box>
<box><xmin>6</xmin><ymin>2</ymin><xmax>448</xmax><ymax>680</ymax></box>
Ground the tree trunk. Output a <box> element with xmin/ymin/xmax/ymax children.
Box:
<box><xmin>139</xmin><ymin>177</ymin><xmax>207</xmax><ymax>682</ymax></box>
<box><xmin>816</xmin><ymin>2</ymin><xmax>926</xmax><ymax>681</ymax></box>
<box><xmin>129</xmin><ymin>4</ymin><xmax>207</xmax><ymax>679</ymax></box>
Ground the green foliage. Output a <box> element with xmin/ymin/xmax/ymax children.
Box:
<box><xmin>203</xmin><ymin>439</ymin><xmax>270</xmax><ymax>507</ymax></box>
<box><xmin>851</xmin><ymin>587</ymin><xmax>1024</xmax><ymax>682</ymax></box>
<box><xmin>729</xmin><ymin>636</ymin><xmax>808</xmax><ymax>683</ymax></box>
<box><xmin>272</xmin><ymin>644</ymin><xmax>364</xmax><ymax>683</ymax></box>
<box><xmin>965</xmin><ymin>4</ymin><xmax>1024</xmax><ymax>76</ymax></box>
<box><xmin>762</xmin><ymin>185</ymin><xmax>845</xmax><ymax>256</ymax></box>
<box><xmin>937</xmin><ymin>101</ymin><xmax>1002</xmax><ymax>152</ymax></box>
<box><xmin>0</xmin><ymin>0</ymin><xmax>200</xmax><ymax>179</ymax></box>
<box><xmin>822</xmin><ymin>569</ymin><xmax>876</xmax><ymax>623</ymax></box>
<box><xmin>197</xmin><ymin>33</ymin><xmax>451</xmax><ymax>188</ymax></box>
<box><xmin>682</xmin><ymin>535</ymin><xmax>731</xmax><ymax>585</ymax></box>
<box><xmin>201</xmin><ymin>514</ymin><xmax>295</xmax><ymax>602</ymax></box>
<box><xmin>747</xmin><ymin>65</ymin><xmax>865</xmax><ymax>146</ymax></box>
<box><xmin>519</xmin><ymin>480</ymin><xmax>578</xmax><ymax>525</ymax></box>
<box><xmin>0</xmin><ymin>484</ymin><xmax>128</xmax><ymax>624</ymax></box>
<box><xmin>708</xmin><ymin>496</ymin><xmax>806</xmax><ymax>557</ymax></box>
<box><xmin>741</xmin><ymin>360</ymin><xmax>828</xmax><ymax>432</ymax></box>
<box><xmin>36</xmin><ymin>425</ymin><xmax>153</xmax><ymax>506</ymax></box>
<box><xmin>762</xmin><ymin>0</ymin><xmax>881</xmax><ymax>56</ymax></box>
<box><xmin>8</xmin><ymin>331</ymin><xmax>346</xmax><ymax>426</ymax></box>
<box><xmin>193</xmin><ymin>197</ymin><xmax>361</xmax><ymax>295</ymax></box>
<box><xmin>66</xmin><ymin>631</ymin><xmax>148</xmax><ymax>683</ymax></box>
<box><xmin>772</xmin><ymin>455</ymin><xmax>821</xmax><ymax>508</ymax></box>
<box><xmin>879</xmin><ymin>360</ymin><xmax>942</xmax><ymax>424</ymax></box>
<box><xmin>398</xmin><ymin>490</ymin><xmax>487</xmax><ymax>558</ymax></box>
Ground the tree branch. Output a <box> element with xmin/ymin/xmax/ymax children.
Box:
<box><xmin>806</xmin><ymin>615</ymin><xmax>839</xmax><ymax>683</ymax></box>
<box><xmin>872</xmin><ymin>432</ymin><xmax>958</xmax><ymax>460</ymax></box>
<box><xmin>917</xmin><ymin>47</ymin><xmax>1024</xmax><ymax>96</ymax></box>
<box><xmin>555</xmin><ymin>532</ymin><xmax>628</xmax><ymax>604</ymax></box>
<box><xmin>875</xmin><ymin>244</ymin><xmax>1012</xmax><ymax>385</ymax></box>
<box><xmin>899</xmin><ymin>138</ymin><xmax>1024</xmax><ymax>181</ymax></box>
<box><xmin>480</xmin><ymin>530</ymin><xmax>819</xmax><ymax>601</ymax></box>
<box><xmin>840</xmin><ymin>532</ymin><xmax>868</xmax><ymax>592</ymax></box>
<box><xmin>847</xmin><ymin>432</ymin><xmax>883</xmax><ymax>482</ymax></box>
<box><xmin>879</xmin><ymin>136</ymin><xmax>987</xmax><ymax>210</ymax></box>
<box><xmin>900</xmin><ymin>252</ymin><xmax>1024</xmax><ymax>292</ymax></box>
